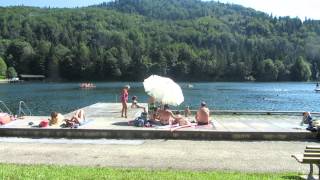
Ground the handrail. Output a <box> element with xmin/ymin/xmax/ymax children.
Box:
<box><xmin>0</xmin><ymin>100</ymin><xmax>13</xmax><ymax>115</ymax></box>
<box><xmin>18</xmin><ymin>101</ymin><xmax>32</xmax><ymax>117</ymax></box>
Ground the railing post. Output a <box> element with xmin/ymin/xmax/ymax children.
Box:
<box><xmin>0</xmin><ymin>101</ymin><xmax>13</xmax><ymax>115</ymax></box>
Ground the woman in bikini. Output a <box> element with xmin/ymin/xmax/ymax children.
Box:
<box><xmin>64</xmin><ymin>109</ymin><xmax>85</xmax><ymax>126</ymax></box>
<box><xmin>120</xmin><ymin>85</ymin><xmax>130</xmax><ymax>118</ymax></box>
<box><xmin>50</xmin><ymin>109</ymin><xmax>85</xmax><ymax>126</ymax></box>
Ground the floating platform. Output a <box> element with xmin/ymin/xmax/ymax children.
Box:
<box><xmin>0</xmin><ymin>103</ymin><xmax>319</xmax><ymax>140</ymax></box>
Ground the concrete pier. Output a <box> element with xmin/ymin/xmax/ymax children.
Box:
<box><xmin>0</xmin><ymin>103</ymin><xmax>319</xmax><ymax>140</ymax></box>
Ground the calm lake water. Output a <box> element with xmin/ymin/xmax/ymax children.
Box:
<box><xmin>0</xmin><ymin>82</ymin><xmax>319</xmax><ymax>116</ymax></box>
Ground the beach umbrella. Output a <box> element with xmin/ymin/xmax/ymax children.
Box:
<box><xmin>143</xmin><ymin>75</ymin><xmax>184</xmax><ymax>106</ymax></box>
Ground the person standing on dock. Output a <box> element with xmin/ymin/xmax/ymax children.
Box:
<box><xmin>120</xmin><ymin>85</ymin><xmax>130</xmax><ymax>118</ymax></box>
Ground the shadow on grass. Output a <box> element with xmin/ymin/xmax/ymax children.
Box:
<box><xmin>281</xmin><ymin>175</ymin><xmax>304</xmax><ymax>180</ymax></box>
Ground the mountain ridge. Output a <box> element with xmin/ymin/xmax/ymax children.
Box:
<box><xmin>0</xmin><ymin>0</ymin><xmax>319</xmax><ymax>81</ymax></box>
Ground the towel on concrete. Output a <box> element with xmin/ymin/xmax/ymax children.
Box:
<box><xmin>79</xmin><ymin>119</ymin><xmax>94</xmax><ymax>126</ymax></box>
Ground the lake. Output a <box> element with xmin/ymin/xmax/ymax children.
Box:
<box><xmin>0</xmin><ymin>82</ymin><xmax>319</xmax><ymax>116</ymax></box>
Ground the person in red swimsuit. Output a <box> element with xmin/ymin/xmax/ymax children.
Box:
<box><xmin>120</xmin><ymin>85</ymin><xmax>130</xmax><ymax>118</ymax></box>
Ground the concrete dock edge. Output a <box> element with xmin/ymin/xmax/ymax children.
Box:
<box><xmin>0</xmin><ymin>128</ymin><xmax>318</xmax><ymax>140</ymax></box>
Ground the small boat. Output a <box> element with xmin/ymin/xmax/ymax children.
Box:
<box><xmin>187</xmin><ymin>84</ymin><xmax>194</xmax><ymax>88</ymax></box>
<box><xmin>80</xmin><ymin>83</ymin><xmax>96</xmax><ymax>89</ymax></box>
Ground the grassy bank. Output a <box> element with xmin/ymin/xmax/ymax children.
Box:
<box><xmin>0</xmin><ymin>164</ymin><xmax>299</xmax><ymax>180</ymax></box>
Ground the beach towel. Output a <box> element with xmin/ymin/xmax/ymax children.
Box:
<box><xmin>0</xmin><ymin>113</ymin><xmax>12</xmax><ymax>125</ymax></box>
<box><xmin>0</xmin><ymin>119</ymin><xmax>21</xmax><ymax>128</ymax></box>
<box><xmin>61</xmin><ymin>119</ymin><xmax>94</xmax><ymax>128</ymax></box>
<box><xmin>170</xmin><ymin>122</ymin><xmax>215</xmax><ymax>131</ymax></box>
<box><xmin>195</xmin><ymin>123</ymin><xmax>215</xmax><ymax>129</ymax></box>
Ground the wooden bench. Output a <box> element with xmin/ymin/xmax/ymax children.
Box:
<box><xmin>292</xmin><ymin>146</ymin><xmax>320</xmax><ymax>179</ymax></box>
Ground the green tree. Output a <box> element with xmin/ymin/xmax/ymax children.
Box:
<box><xmin>0</xmin><ymin>57</ymin><xmax>7</xmax><ymax>76</ymax></box>
<box><xmin>6</xmin><ymin>67</ymin><xmax>17</xmax><ymax>78</ymax></box>
<box><xmin>257</xmin><ymin>59</ymin><xmax>278</xmax><ymax>81</ymax></box>
<box><xmin>291</xmin><ymin>56</ymin><xmax>312</xmax><ymax>81</ymax></box>
<box><xmin>274</xmin><ymin>60</ymin><xmax>290</xmax><ymax>81</ymax></box>
<box><xmin>5</xmin><ymin>40</ymin><xmax>34</xmax><ymax>74</ymax></box>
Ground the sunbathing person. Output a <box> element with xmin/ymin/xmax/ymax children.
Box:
<box><xmin>64</xmin><ymin>109</ymin><xmax>85</xmax><ymax>125</ymax></box>
<box><xmin>149</xmin><ymin>106</ymin><xmax>159</xmax><ymax>122</ymax></box>
<box><xmin>195</xmin><ymin>101</ymin><xmax>210</xmax><ymax>125</ymax></box>
<box><xmin>173</xmin><ymin>111</ymin><xmax>191</xmax><ymax>126</ymax></box>
<box><xmin>156</xmin><ymin>104</ymin><xmax>177</xmax><ymax>125</ymax></box>
<box><xmin>50</xmin><ymin>109</ymin><xmax>85</xmax><ymax>127</ymax></box>
<box><xmin>148</xmin><ymin>96</ymin><xmax>157</xmax><ymax>120</ymax></box>
<box><xmin>131</xmin><ymin>96</ymin><xmax>146</xmax><ymax>112</ymax></box>
<box><xmin>49</xmin><ymin>112</ymin><xmax>65</xmax><ymax>126</ymax></box>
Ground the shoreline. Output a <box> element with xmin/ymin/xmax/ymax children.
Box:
<box><xmin>0</xmin><ymin>79</ymin><xmax>8</xmax><ymax>83</ymax></box>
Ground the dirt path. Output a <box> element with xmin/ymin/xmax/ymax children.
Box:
<box><xmin>0</xmin><ymin>138</ymin><xmax>317</xmax><ymax>173</ymax></box>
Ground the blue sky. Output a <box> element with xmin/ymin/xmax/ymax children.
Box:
<box><xmin>0</xmin><ymin>0</ymin><xmax>319</xmax><ymax>20</ymax></box>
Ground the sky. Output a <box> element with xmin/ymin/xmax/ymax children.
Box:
<box><xmin>0</xmin><ymin>0</ymin><xmax>319</xmax><ymax>20</ymax></box>
<box><xmin>217</xmin><ymin>0</ymin><xmax>320</xmax><ymax>20</ymax></box>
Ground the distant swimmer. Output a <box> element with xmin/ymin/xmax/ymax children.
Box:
<box><xmin>187</xmin><ymin>84</ymin><xmax>194</xmax><ymax>88</ymax></box>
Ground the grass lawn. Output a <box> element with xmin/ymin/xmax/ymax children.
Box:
<box><xmin>0</xmin><ymin>164</ymin><xmax>299</xmax><ymax>180</ymax></box>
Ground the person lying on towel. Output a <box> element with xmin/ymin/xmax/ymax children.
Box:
<box><xmin>49</xmin><ymin>109</ymin><xmax>85</xmax><ymax>127</ymax></box>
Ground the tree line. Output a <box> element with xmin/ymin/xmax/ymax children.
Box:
<box><xmin>0</xmin><ymin>0</ymin><xmax>319</xmax><ymax>81</ymax></box>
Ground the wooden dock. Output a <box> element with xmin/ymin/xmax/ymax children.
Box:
<box><xmin>0</xmin><ymin>103</ymin><xmax>319</xmax><ymax>140</ymax></box>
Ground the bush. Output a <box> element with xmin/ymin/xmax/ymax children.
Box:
<box><xmin>291</xmin><ymin>56</ymin><xmax>311</xmax><ymax>81</ymax></box>
<box><xmin>0</xmin><ymin>57</ymin><xmax>7</xmax><ymax>76</ymax></box>
<box><xmin>6</xmin><ymin>67</ymin><xmax>17</xmax><ymax>78</ymax></box>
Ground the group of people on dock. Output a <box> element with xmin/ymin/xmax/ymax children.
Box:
<box><xmin>120</xmin><ymin>85</ymin><xmax>211</xmax><ymax>127</ymax></box>
<box><xmin>36</xmin><ymin>109</ymin><xmax>86</xmax><ymax>128</ymax></box>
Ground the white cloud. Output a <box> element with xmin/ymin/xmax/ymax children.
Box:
<box><xmin>216</xmin><ymin>0</ymin><xmax>320</xmax><ymax>20</ymax></box>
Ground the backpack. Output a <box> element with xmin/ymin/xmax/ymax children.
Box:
<box><xmin>134</xmin><ymin>117</ymin><xmax>145</xmax><ymax>127</ymax></box>
<box><xmin>140</xmin><ymin>112</ymin><xmax>148</xmax><ymax>120</ymax></box>
<box><xmin>133</xmin><ymin>112</ymin><xmax>151</xmax><ymax>127</ymax></box>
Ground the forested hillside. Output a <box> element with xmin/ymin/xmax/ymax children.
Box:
<box><xmin>0</xmin><ymin>0</ymin><xmax>320</xmax><ymax>81</ymax></box>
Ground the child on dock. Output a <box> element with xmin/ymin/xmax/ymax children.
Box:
<box><xmin>131</xmin><ymin>96</ymin><xmax>146</xmax><ymax>112</ymax></box>
<box><xmin>120</xmin><ymin>85</ymin><xmax>130</xmax><ymax>118</ymax></box>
